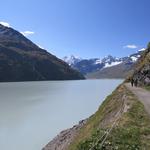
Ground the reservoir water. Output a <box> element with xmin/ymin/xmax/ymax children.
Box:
<box><xmin>0</xmin><ymin>79</ymin><xmax>123</xmax><ymax>150</ymax></box>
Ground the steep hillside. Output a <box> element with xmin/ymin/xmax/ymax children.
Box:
<box><xmin>131</xmin><ymin>45</ymin><xmax>150</xmax><ymax>86</ymax></box>
<box><xmin>0</xmin><ymin>24</ymin><xmax>84</xmax><ymax>81</ymax></box>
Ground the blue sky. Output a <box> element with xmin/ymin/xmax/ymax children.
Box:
<box><xmin>0</xmin><ymin>0</ymin><xmax>150</xmax><ymax>58</ymax></box>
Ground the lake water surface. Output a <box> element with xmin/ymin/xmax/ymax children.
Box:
<box><xmin>0</xmin><ymin>79</ymin><xmax>123</xmax><ymax>150</ymax></box>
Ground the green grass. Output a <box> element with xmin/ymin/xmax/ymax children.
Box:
<box><xmin>68</xmin><ymin>85</ymin><xmax>150</xmax><ymax>150</ymax></box>
<box><xmin>104</xmin><ymin>94</ymin><xmax>150</xmax><ymax>150</ymax></box>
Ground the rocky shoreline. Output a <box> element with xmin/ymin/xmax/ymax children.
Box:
<box><xmin>42</xmin><ymin>119</ymin><xmax>87</xmax><ymax>150</ymax></box>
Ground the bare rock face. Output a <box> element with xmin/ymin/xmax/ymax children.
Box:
<box><xmin>133</xmin><ymin>65</ymin><xmax>150</xmax><ymax>86</ymax></box>
<box><xmin>132</xmin><ymin>49</ymin><xmax>150</xmax><ymax>86</ymax></box>
<box><xmin>42</xmin><ymin>120</ymin><xmax>87</xmax><ymax>150</ymax></box>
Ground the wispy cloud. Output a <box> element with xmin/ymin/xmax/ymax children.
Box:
<box><xmin>123</xmin><ymin>44</ymin><xmax>138</xmax><ymax>49</ymax></box>
<box><xmin>21</xmin><ymin>31</ymin><xmax>35</xmax><ymax>37</ymax></box>
<box><xmin>0</xmin><ymin>21</ymin><xmax>11</xmax><ymax>27</ymax></box>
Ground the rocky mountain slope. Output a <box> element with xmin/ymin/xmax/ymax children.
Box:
<box><xmin>0</xmin><ymin>24</ymin><xmax>84</xmax><ymax>82</ymax></box>
<box><xmin>63</xmin><ymin>50</ymin><xmax>144</xmax><ymax>78</ymax></box>
<box><xmin>43</xmin><ymin>120</ymin><xmax>87</xmax><ymax>150</ymax></box>
<box><xmin>131</xmin><ymin>44</ymin><xmax>150</xmax><ymax>86</ymax></box>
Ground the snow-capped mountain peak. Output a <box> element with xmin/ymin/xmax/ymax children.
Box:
<box><xmin>102</xmin><ymin>55</ymin><xmax>118</xmax><ymax>63</ymax></box>
<box><xmin>63</xmin><ymin>55</ymin><xmax>82</xmax><ymax>65</ymax></box>
<box><xmin>101</xmin><ymin>55</ymin><xmax>122</xmax><ymax>68</ymax></box>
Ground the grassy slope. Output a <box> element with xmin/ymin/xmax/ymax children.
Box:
<box><xmin>68</xmin><ymin>85</ymin><xmax>150</xmax><ymax>150</ymax></box>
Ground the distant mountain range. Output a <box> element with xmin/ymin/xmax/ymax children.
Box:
<box><xmin>63</xmin><ymin>49</ymin><xmax>145</xmax><ymax>78</ymax></box>
<box><xmin>0</xmin><ymin>24</ymin><xmax>84</xmax><ymax>82</ymax></box>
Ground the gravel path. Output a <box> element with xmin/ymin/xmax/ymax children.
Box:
<box><xmin>125</xmin><ymin>83</ymin><xmax>150</xmax><ymax>115</ymax></box>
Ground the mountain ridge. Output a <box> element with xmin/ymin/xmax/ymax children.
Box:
<box><xmin>0</xmin><ymin>24</ymin><xmax>85</xmax><ymax>82</ymax></box>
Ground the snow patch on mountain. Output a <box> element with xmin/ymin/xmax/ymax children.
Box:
<box><xmin>138</xmin><ymin>48</ymin><xmax>145</xmax><ymax>52</ymax></box>
<box><xmin>131</xmin><ymin>56</ymin><xmax>138</xmax><ymax>62</ymax></box>
<box><xmin>0</xmin><ymin>21</ymin><xmax>10</xmax><ymax>27</ymax></box>
<box><xmin>104</xmin><ymin>61</ymin><xmax>122</xmax><ymax>68</ymax></box>
<box><xmin>95</xmin><ymin>59</ymin><xmax>102</xmax><ymax>64</ymax></box>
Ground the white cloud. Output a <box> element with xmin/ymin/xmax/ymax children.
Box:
<box><xmin>21</xmin><ymin>31</ymin><xmax>35</xmax><ymax>37</ymax></box>
<box><xmin>0</xmin><ymin>21</ymin><xmax>11</xmax><ymax>27</ymax></box>
<box><xmin>124</xmin><ymin>44</ymin><xmax>138</xmax><ymax>49</ymax></box>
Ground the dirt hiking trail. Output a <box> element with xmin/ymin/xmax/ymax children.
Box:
<box><xmin>125</xmin><ymin>83</ymin><xmax>150</xmax><ymax>115</ymax></box>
